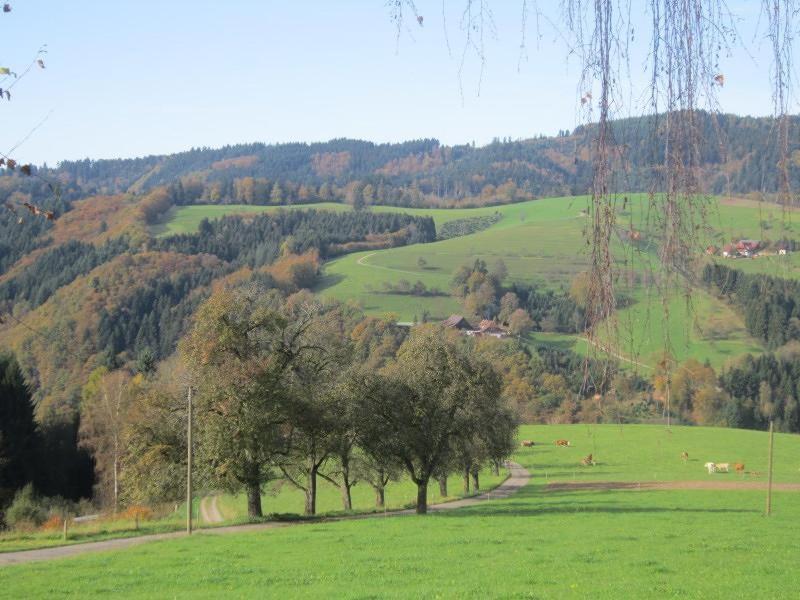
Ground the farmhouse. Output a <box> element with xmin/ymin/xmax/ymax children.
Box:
<box><xmin>735</xmin><ymin>239</ymin><xmax>760</xmax><ymax>257</ymax></box>
<box><xmin>465</xmin><ymin>319</ymin><xmax>508</xmax><ymax>339</ymax></box>
<box><xmin>442</xmin><ymin>314</ymin><xmax>474</xmax><ymax>330</ymax></box>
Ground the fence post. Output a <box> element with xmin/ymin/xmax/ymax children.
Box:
<box><xmin>766</xmin><ymin>420</ymin><xmax>774</xmax><ymax>516</ymax></box>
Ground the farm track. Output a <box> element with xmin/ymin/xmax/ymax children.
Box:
<box><xmin>0</xmin><ymin>463</ymin><xmax>529</xmax><ymax>567</ymax></box>
<box><xmin>546</xmin><ymin>480</ymin><xmax>800</xmax><ymax>492</ymax></box>
<box><xmin>199</xmin><ymin>494</ymin><xmax>224</xmax><ymax>524</ymax></box>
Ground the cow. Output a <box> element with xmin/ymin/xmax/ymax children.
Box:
<box><xmin>581</xmin><ymin>454</ymin><xmax>595</xmax><ymax>466</ymax></box>
<box><xmin>716</xmin><ymin>463</ymin><xmax>730</xmax><ymax>473</ymax></box>
<box><xmin>680</xmin><ymin>452</ymin><xmax>689</xmax><ymax>462</ymax></box>
<box><xmin>555</xmin><ymin>439</ymin><xmax>571</xmax><ymax>447</ymax></box>
<box><xmin>520</xmin><ymin>440</ymin><xmax>535</xmax><ymax>447</ymax></box>
<box><xmin>704</xmin><ymin>462</ymin><xmax>716</xmax><ymax>474</ymax></box>
<box><xmin>734</xmin><ymin>462</ymin><xmax>745</xmax><ymax>474</ymax></box>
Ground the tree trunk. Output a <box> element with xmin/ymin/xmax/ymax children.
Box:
<box><xmin>437</xmin><ymin>475</ymin><xmax>448</xmax><ymax>497</ymax></box>
<box><xmin>341</xmin><ymin>482</ymin><xmax>352</xmax><ymax>511</ymax></box>
<box><xmin>462</xmin><ymin>469</ymin><xmax>470</xmax><ymax>494</ymax></box>
<box><xmin>304</xmin><ymin>465</ymin><xmax>317</xmax><ymax>516</ymax></box>
<box><xmin>415</xmin><ymin>480</ymin><xmax>428</xmax><ymax>514</ymax></box>
<box><xmin>471</xmin><ymin>469</ymin><xmax>480</xmax><ymax>491</ymax></box>
<box><xmin>113</xmin><ymin>456</ymin><xmax>119</xmax><ymax>515</ymax></box>
<box><xmin>491</xmin><ymin>460</ymin><xmax>500</xmax><ymax>476</ymax></box>
<box><xmin>374</xmin><ymin>484</ymin><xmax>385</xmax><ymax>508</ymax></box>
<box><xmin>247</xmin><ymin>481</ymin><xmax>263</xmax><ymax>518</ymax></box>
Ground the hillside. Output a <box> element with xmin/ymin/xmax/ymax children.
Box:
<box><xmin>1</xmin><ymin>113</ymin><xmax>800</xmax><ymax>484</ymax></box>
<box><xmin>22</xmin><ymin>111</ymin><xmax>800</xmax><ymax>208</ymax></box>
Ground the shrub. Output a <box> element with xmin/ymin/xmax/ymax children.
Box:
<box><xmin>5</xmin><ymin>484</ymin><xmax>47</xmax><ymax>529</ymax></box>
<box><xmin>40</xmin><ymin>515</ymin><xmax>64</xmax><ymax>532</ymax></box>
<box><xmin>118</xmin><ymin>505</ymin><xmax>153</xmax><ymax>521</ymax></box>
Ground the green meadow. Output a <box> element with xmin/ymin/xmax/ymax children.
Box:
<box><xmin>3</xmin><ymin>425</ymin><xmax>799</xmax><ymax>599</ymax></box>
<box><xmin>154</xmin><ymin>195</ymin><xmax>800</xmax><ymax>368</ymax></box>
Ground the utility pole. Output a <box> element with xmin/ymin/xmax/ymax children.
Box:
<box><xmin>187</xmin><ymin>385</ymin><xmax>193</xmax><ymax>534</ymax></box>
<box><xmin>766</xmin><ymin>420</ymin><xmax>774</xmax><ymax>517</ymax></box>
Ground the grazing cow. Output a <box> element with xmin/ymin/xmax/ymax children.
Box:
<box><xmin>734</xmin><ymin>462</ymin><xmax>745</xmax><ymax>474</ymax></box>
<box><xmin>555</xmin><ymin>439</ymin><xmax>571</xmax><ymax>447</ymax></box>
<box><xmin>680</xmin><ymin>452</ymin><xmax>689</xmax><ymax>462</ymax></box>
<box><xmin>704</xmin><ymin>462</ymin><xmax>716</xmax><ymax>474</ymax></box>
<box><xmin>520</xmin><ymin>440</ymin><xmax>535</xmax><ymax>447</ymax></box>
<box><xmin>716</xmin><ymin>463</ymin><xmax>730</xmax><ymax>473</ymax></box>
<box><xmin>581</xmin><ymin>454</ymin><xmax>595</xmax><ymax>466</ymax></box>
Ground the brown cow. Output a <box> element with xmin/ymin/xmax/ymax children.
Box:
<box><xmin>581</xmin><ymin>454</ymin><xmax>595</xmax><ymax>466</ymax></box>
<box><xmin>734</xmin><ymin>462</ymin><xmax>745</xmax><ymax>474</ymax></box>
<box><xmin>554</xmin><ymin>439</ymin><xmax>571</xmax><ymax>447</ymax></box>
<box><xmin>680</xmin><ymin>451</ymin><xmax>689</xmax><ymax>462</ymax></box>
<box><xmin>520</xmin><ymin>440</ymin><xmax>535</xmax><ymax>447</ymax></box>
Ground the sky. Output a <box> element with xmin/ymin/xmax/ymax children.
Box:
<box><xmin>1</xmin><ymin>1</ymin><xmax>789</xmax><ymax>166</ymax></box>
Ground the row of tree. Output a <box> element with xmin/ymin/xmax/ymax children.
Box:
<box><xmin>89</xmin><ymin>287</ymin><xmax>518</xmax><ymax>517</ymax></box>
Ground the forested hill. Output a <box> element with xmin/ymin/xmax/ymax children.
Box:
<box><xmin>45</xmin><ymin>111</ymin><xmax>800</xmax><ymax>207</ymax></box>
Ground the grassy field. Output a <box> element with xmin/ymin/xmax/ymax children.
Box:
<box><xmin>154</xmin><ymin>195</ymin><xmax>800</xmax><ymax>368</ymax></box>
<box><xmin>3</xmin><ymin>425</ymin><xmax>799</xmax><ymax>598</ymax></box>
<box><xmin>216</xmin><ymin>466</ymin><xmax>506</xmax><ymax>520</ymax></box>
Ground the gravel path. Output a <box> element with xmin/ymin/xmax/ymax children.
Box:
<box><xmin>0</xmin><ymin>462</ymin><xmax>530</xmax><ymax>567</ymax></box>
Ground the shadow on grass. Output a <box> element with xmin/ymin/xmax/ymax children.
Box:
<box><xmin>313</xmin><ymin>273</ymin><xmax>345</xmax><ymax>293</ymax></box>
<box><xmin>428</xmin><ymin>486</ymin><xmax>761</xmax><ymax>518</ymax></box>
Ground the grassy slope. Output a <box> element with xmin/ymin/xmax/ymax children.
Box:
<box><xmin>4</xmin><ymin>425</ymin><xmax>799</xmax><ymax>598</ymax></box>
<box><xmin>156</xmin><ymin>196</ymin><xmax>789</xmax><ymax>368</ymax></box>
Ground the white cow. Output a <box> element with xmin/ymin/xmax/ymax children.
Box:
<box><xmin>715</xmin><ymin>463</ymin><xmax>730</xmax><ymax>473</ymax></box>
<box><xmin>704</xmin><ymin>462</ymin><xmax>717</xmax><ymax>474</ymax></box>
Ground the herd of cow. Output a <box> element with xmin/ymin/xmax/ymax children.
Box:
<box><xmin>704</xmin><ymin>461</ymin><xmax>746</xmax><ymax>474</ymax></box>
<box><xmin>519</xmin><ymin>440</ymin><xmax>755</xmax><ymax>476</ymax></box>
<box><xmin>520</xmin><ymin>439</ymin><xmax>595</xmax><ymax>466</ymax></box>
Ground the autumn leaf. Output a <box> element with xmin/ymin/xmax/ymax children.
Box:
<box><xmin>20</xmin><ymin>164</ymin><xmax>32</xmax><ymax>175</ymax></box>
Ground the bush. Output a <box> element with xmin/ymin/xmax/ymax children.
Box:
<box><xmin>118</xmin><ymin>505</ymin><xmax>153</xmax><ymax>521</ymax></box>
<box><xmin>5</xmin><ymin>484</ymin><xmax>47</xmax><ymax>529</ymax></box>
<box><xmin>40</xmin><ymin>515</ymin><xmax>64</xmax><ymax>532</ymax></box>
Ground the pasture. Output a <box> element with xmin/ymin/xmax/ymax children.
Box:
<box><xmin>154</xmin><ymin>195</ymin><xmax>800</xmax><ymax>367</ymax></box>
<box><xmin>2</xmin><ymin>425</ymin><xmax>798</xmax><ymax>598</ymax></box>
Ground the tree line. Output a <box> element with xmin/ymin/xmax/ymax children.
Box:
<box><xmin>104</xmin><ymin>287</ymin><xmax>518</xmax><ymax>518</ymax></box>
<box><xmin>702</xmin><ymin>263</ymin><xmax>800</xmax><ymax>349</ymax></box>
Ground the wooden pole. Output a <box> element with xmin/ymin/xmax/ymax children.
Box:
<box><xmin>766</xmin><ymin>420</ymin><xmax>774</xmax><ymax>516</ymax></box>
<box><xmin>62</xmin><ymin>516</ymin><xmax>68</xmax><ymax>541</ymax></box>
<box><xmin>187</xmin><ymin>386</ymin><xmax>193</xmax><ymax>534</ymax></box>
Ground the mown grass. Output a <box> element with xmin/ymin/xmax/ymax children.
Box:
<box><xmin>217</xmin><ymin>466</ymin><xmax>505</xmax><ymax>521</ymax></box>
<box><xmin>2</xmin><ymin>425</ymin><xmax>798</xmax><ymax>598</ymax></box>
<box><xmin>0</xmin><ymin>468</ymin><xmax>505</xmax><ymax>555</ymax></box>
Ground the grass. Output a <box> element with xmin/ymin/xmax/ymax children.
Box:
<box><xmin>216</xmin><ymin>465</ymin><xmax>506</xmax><ymax>520</ymax></box>
<box><xmin>2</xmin><ymin>425</ymin><xmax>799</xmax><ymax>598</ymax></box>
<box><xmin>155</xmin><ymin>195</ymin><xmax>800</xmax><ymax>367</ymax></box>
<box><xmin>0</xmin><ymin>468</ymin><xmax>505</xmax><ymax>555</ymax></box>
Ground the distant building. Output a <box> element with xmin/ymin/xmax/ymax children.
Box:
<box><xmin>722</xmin><ymin>244</ymin><xmax>736</xmax><ymax>258</ymax></box>
<box><xmin>472</xmin><ymin>319</ymin><xmax>508</xmax><ymax>338</ymax></box>
<box><xmin>442</xmin><ymin>315</ymin><xmax>474</xmax><ymax>330</ymax></box>
<box><xmin>736</xmin><ymin>239</ymin><xmax>760</xmax><ymax>257</ymax></box>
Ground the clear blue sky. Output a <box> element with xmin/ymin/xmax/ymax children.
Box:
<box><xmin>2</xmin><ymin>1</ymin><xmax>785</xmax><ymax>165</ymax></box>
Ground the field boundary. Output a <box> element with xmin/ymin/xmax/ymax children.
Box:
<box><xmin>546</xmin><ymin>480</ymin><xmax>800</xmax><ymax>492</ymax></box>
<box><xmin>0</xmin><ymin>463</ymin><xmax>529</xmax><ymax>567</ymax></box>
